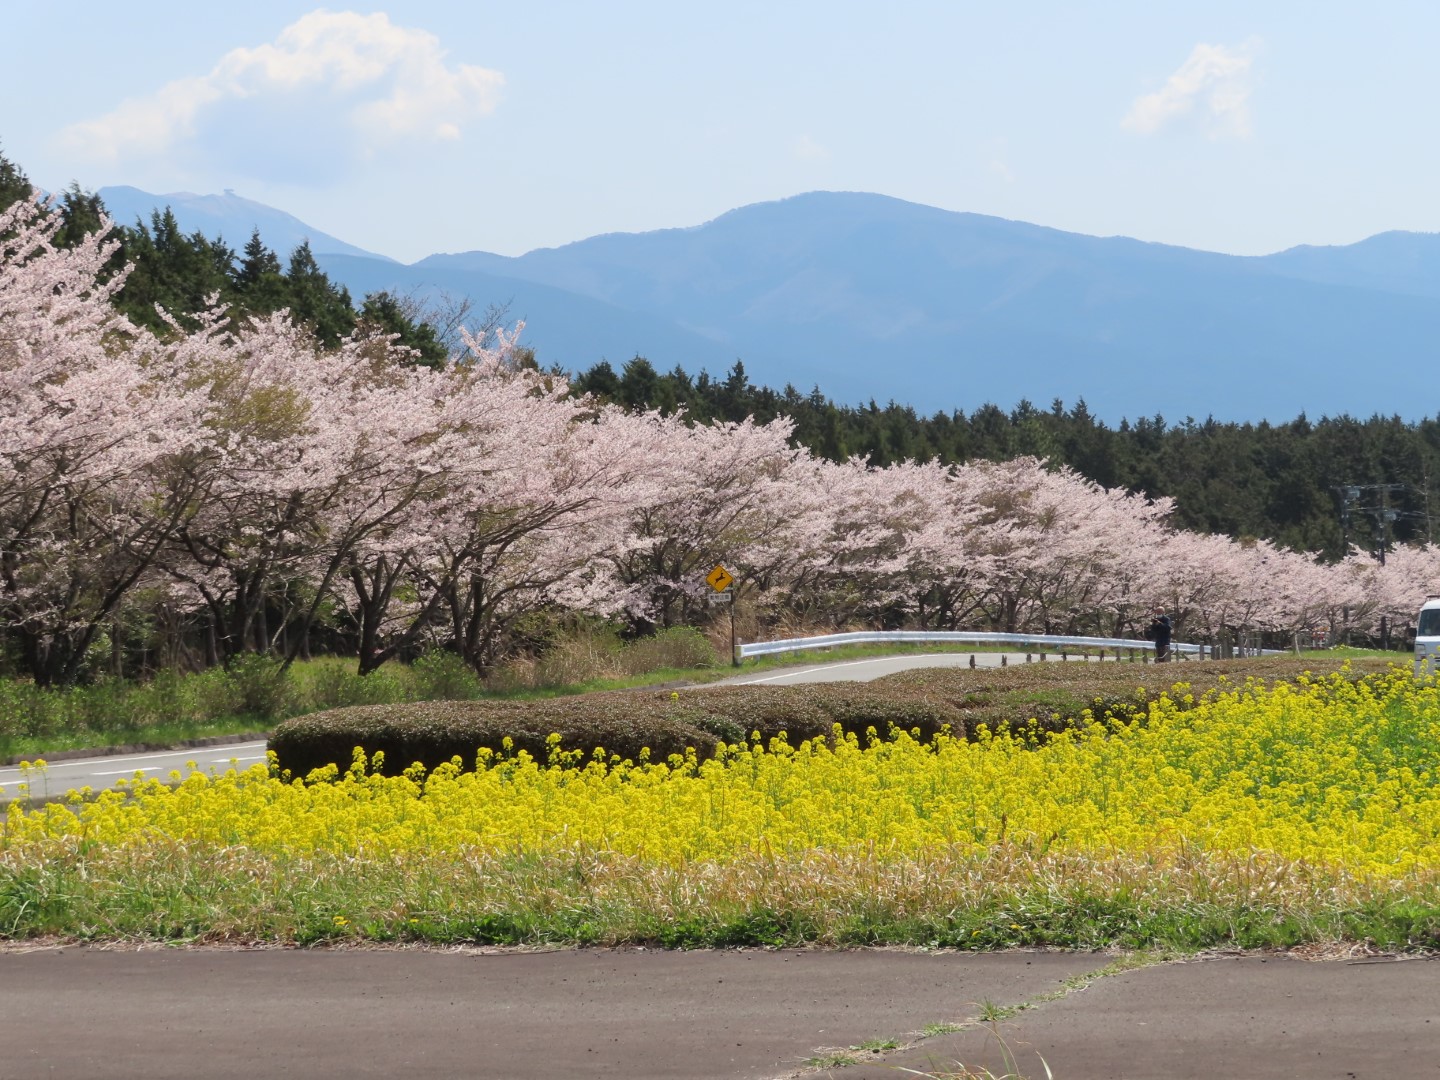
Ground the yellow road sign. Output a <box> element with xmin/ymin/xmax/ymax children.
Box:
<box><xmin>706</xmin><ymin>564</ymin><xmax>734</xmax><ymax>593</ymax></box>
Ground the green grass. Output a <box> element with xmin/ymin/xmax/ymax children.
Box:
<box><xmin>923</xmin><ymin>1023</ymin><xmax>966</xmax><ymax>1037</ymax></box>
<box><xmin>3</xmin><ymin>836</ymin><xmax>1436</xmax><ymax>951</ymax></box>
<box><xmin>805</xmin><ymin>1051</ymin><xmax>860</xmax><ymax>1069</ymax></box>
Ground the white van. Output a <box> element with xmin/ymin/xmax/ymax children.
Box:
<box><xmin>1415</xmin><ymin>596</ymin><xmax>1440</xmax><ymax>675</ymax></box>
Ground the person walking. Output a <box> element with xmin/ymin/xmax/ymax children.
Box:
<box><xmin>1147</xmin><ymin>607</ymin><xmax>1173</xmax><ymax>662</ymax></box>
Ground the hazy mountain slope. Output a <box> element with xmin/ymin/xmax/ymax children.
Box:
<box><xmin>315</xmin><ymin>254</ymin><xmax>738</xmax><ymax>374</ymax></box>
<box><xmin>97</xmin><ymin>185</ymin><xmax>1440</xmax><ymax>422</ymax></box>
<box><xmin>1259</xmin><ymin>231</ymin><xmax>1440</xmax><ymax>299</ymax></box>
<box><xmin>98</xmin><ymin>186</ymin><xmax>393</xmax><ymax>262</ymax></box>
<box><xmin>418</xmin><ymin>192</ymin><xmax>1440</xmax><ymax>420</ymax></box>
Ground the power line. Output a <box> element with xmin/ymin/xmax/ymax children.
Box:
<box><xmin>1335</xmin><ymin>483</ymin><xmax>1407</xmax><ymax>563</ymax></box>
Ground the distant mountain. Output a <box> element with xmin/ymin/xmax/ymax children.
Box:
<box><xmin>97</xmin><ymin>186</ymin><xmax>394</xmax><ymax>263</ymax></box>
<box><xmin>406</xmin><ymin>191</ymin><xmax>1440</xmax><ymax>422</ymax></box>
<box><xmin>316</xmin><ymin>253</ymin><xmax>738</xmax><ymax>376</ymax></box>
<box><xmin>95</xmin><ymin>186</ymin><xmax>1440</xmax><ymax>423</ymax></box>
<box><xmin>1258</xmin><ymin>231</ymin><xmax>1440</xmax><ymax>300</ymax></box>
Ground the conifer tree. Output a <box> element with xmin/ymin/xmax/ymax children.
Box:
<box><xmin>285</xmin><ymin>240</ymin><xmax>355</xmax><ymax>346</ymax></box>
<box><xmin>233</xmin><ymin>228</ymin><xmax>289</xmax><ymax>314</ymax></box>
<box><xmin>358</xmin><ymin>291</ymin><xmax>448</xmax><ymax>368</ymax></box>
<box><xmin>0</xmin><ymin>146</ymin><xmax>32</xmax><ymax>215</ymax></box>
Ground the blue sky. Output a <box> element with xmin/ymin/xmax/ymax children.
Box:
<box><xmin>5</xmin><ymin>1</ymin><xmax>1437</xmax><ymax>263</ymax></box>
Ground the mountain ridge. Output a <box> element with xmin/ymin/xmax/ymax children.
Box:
<box><xmin>99</xmin><ymin>186</ymin><xmax>1440</xmax><ymax>423</ymax></box>
<box><xmin>97</xmin><ymin>185</ymin><xmax>395</xmax><ymax>263</ymax></box>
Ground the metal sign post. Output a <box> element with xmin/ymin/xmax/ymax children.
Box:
<box><xmin>730</xmin><ymin>586</ymin><xmax>738</xmax><ymax>666</ymax></box>
<box><xmin>705</xmin><ymin>564</ymin><xmax>739</xmax><ymax>666</ymax></box>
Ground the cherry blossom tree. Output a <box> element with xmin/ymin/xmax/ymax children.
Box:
<box><xmin>0</xmin><ymin>194</ymin><xmax>209</xmax><ymax>683</ymax></box>
<box><xmin>602</xmin><ymin>412</ymin><xmax>830</xmax><ymax>630</ymax></box>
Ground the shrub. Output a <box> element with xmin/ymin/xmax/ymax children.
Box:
<box><xmin>226</xmin><ymin>654</ymin><xmax>296</xmax><ymax>719</ymax></box>
<box><xmin>0</xmin><ymin>679</ymin><xmax>55</xmax><ymax>739</ymax></box>
<box><xmin>804</xmin><ymin>684</ymin><xmax>967</xmax><ymax>742</ymax></box>
<box><xmin>619</xmin><ymin>627</ymin><xmax>718</xmax><ymax>674</ymax></box>
<box><xmin>269</xmin><ymin>683</ymin><xmax>967</xmax><ymax>778</ymax></box>
<box><xmin>301</xmin><ymin>659</ymin><xmax>408</xmax><ymax>712</ymax></box>
<box><xmin>410</xmin><ymin>651</ymin><xmax>483</xmax><ymax>701</ymax></box>
<box><xmin>534</xmin><ymin>626</ymin><xmax>623</xmax><ymax>686</ymax></box>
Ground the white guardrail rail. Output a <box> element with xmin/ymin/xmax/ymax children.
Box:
<box><xmin>737</xmin><ymin>630</ymin><xmax>1286</xmax><ymax>663</ymax></box>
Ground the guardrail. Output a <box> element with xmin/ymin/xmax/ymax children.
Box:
<box><xmin>736</xmin><ymin>630</ymin><xmax>1285</xmax><ymax>663</ymax></box>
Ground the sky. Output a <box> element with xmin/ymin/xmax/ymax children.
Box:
<box><xmin>4</xmin><ymin>1</ymin><xmax>1438</xmax><ymax>264</ymax></box>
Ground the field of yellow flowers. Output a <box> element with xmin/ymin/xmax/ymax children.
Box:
<box><xmin>4</xmin><ymin>666</ymin><xmax>1440</xmax><ymax>951</ymax></box>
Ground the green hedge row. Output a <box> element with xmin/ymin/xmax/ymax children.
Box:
<box><xmin>267</xmin><ymin>684</ymin><xmax>966</xmax><ymax>778</ymax></box>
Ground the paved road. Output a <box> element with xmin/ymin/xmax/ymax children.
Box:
<box><xmin>0</xmin><ymin>740</ymin><xmax>268</xmax><ymax>803</ymax></box>
<box><xmin>718</xmin><ymin>649</ymin><xmax>1118</xmax><ymax>686</ymax></box>
<box><xmin>3</xmin><ymin>947</ymin><xmax>1436</xmax><ymax>1079</ymax></box>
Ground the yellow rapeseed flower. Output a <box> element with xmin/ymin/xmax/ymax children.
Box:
<box><xmin>4</xmin><ymin>669</ymin><xmax>1439</xmax><ymax>881</ymax></box>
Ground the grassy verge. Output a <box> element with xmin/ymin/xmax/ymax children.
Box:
<box><xmin>0</xmin><ymin>720</ymin><xmax>271</xmax><ymax>760</ymax></box>
<box><xmin>4</xmin><ymin>844</ymin><xmax>1438</xmax><ymax>952</ymax></box>
<box><xmin>0</xmin><ymin>633</ymin><xmax>722</xmax><ymax>761</ymax></box>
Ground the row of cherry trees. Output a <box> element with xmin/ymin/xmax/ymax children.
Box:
<box><xmin>3</xmin><ymin>193</ymin><xmax>1435</xmax><ymax>683</ymax></box>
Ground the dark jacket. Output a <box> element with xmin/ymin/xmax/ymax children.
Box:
<box><xmin>1147</xmin><ymin>615</ymin><xmax>1172</xmax><ymax>644</ymax></box>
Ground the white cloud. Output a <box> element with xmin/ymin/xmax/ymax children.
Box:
<box><xmin>54</xmin><ymin>10</ymin><xmax>503</xmax><ymax>174</ymax></box>
<box><xmin>792</xmin><ymin>134</ymin><xmax>831</xmax><ymax>162</ymax></box>
<box><xmin>982</xmin><ymin>138</ymin><xmax>1015</xmax><ymax>183</ymax></box>
<box><xmin>1123</xmin><ymin>42</ymin><xmax>1257</xmax><ymax>139</ymax></box>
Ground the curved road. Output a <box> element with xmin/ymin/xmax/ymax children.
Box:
<box><xmin>718</xmin><ymin>648</ymin><xmax>1112</xmax><ymax>686</ymax></box>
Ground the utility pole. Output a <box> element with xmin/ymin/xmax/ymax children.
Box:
<box><xmin>1339</xmin><ymin>483</ymin><xmax>1407</xmax><ymax>650</ymax></box>
<box><xmin>1336</xmin><ymin>483</ymin><xmax>1406</xmax><ymax>560</ymax></box>
<box><xmin>1335</xmin><ymin>485</ymin><xmax>1360</xmax><ymax>552</ymax></box>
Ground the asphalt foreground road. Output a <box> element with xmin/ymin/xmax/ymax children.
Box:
<box><xmin>4</xmin><ymin>946</ymin><xmax>1440</xmax><ymax>1079</ymax></box>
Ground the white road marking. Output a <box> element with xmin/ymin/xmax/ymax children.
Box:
<box><xmin>41</xmin><ymin>753</ymin><xmax>263</xmax><ymax>780</ymax></box>
<box><xmin>87</xmin><ymin>755</ymin><xmax>265</xmax><ymax>778</ymax></box>
<box><xmin>1</xmin><ymin>741</ymin><xmax>268</xmax><ymax>771</ymax></box>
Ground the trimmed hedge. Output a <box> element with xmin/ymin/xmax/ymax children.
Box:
<box><xmin>268</xmin><ymin>654</ymin><xmax>1397</xmax><ymax>779</ymax></box>
<box><xmin>268</xmin><ymin>683</ymin><xmax>968</xmax><ymax>778</ymax></box>
<box><xmin>269</xmin><ymin>697</ymin><xmax>719</xmax><ymax>778</ymax></box>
